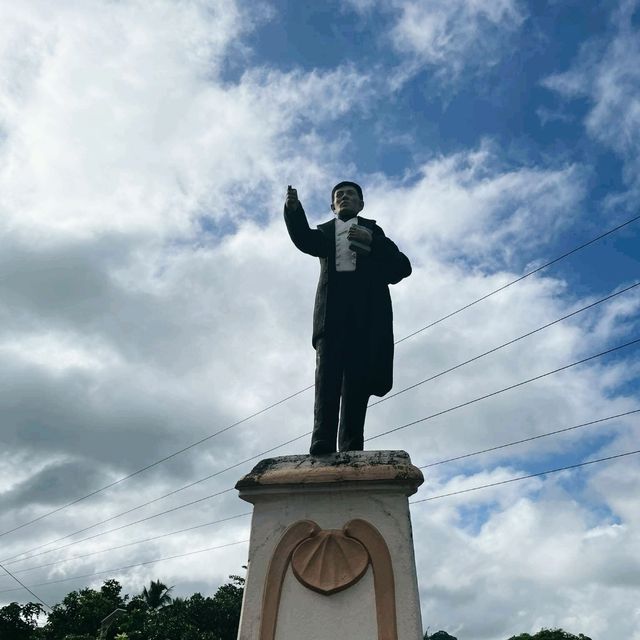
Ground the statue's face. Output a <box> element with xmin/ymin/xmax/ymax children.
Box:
<box><xmin>331</xmin><ymin>185</ymin><xmax>364</xmax><ymax>216</ymax></box>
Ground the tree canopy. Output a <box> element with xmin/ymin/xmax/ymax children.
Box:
<box><xmin>0</xmin><ymin>581</ymin><xmax>593</xmax><ymax>640</ymax></box>
<box><xmin>507</xmin><ymin>630</ymin><xmax>593</xmax><ymax>640</ymax></box>
<box><xmin>0</xmin><ymin>576</ymin><xmax>244</xmax><ymax>640</ymax></box>
<box><xmin>0</xmin><ymin>602</ymin><xmax>46</xmax><ymax>640</ymax></box>
<box><xmin>140</xmin><ymin>580</ymin><xmax>173</xmax><ymax>610</ymax></box>
<box><xmin>425</xmin><ymin>631</ymin><xmax>458</xmax><ymax>640</ymax></box>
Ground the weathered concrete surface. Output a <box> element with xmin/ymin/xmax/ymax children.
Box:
<box><xmin>236</xmin><ymin>450</ymin><xmax>423</xmax><ymax>493</ymax></box>
<box><xmin>235</xmin><ymin>450</ymin><xmax>424</xmax><ymax>640</ymax></box>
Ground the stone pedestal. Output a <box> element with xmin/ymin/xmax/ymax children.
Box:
<box><xmin>235</xmin><ymin>450</ymin><xmax>424</xmax><ymax>640</ymax></box>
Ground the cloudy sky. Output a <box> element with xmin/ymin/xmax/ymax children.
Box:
<box><xmin>0</xmin><ymin>1</ymin><xmax>639</xmax><ymax>638</ymax></box>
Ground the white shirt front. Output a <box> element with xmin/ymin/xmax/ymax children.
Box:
<box><xmin>335</xmin><ymin>216</ymin><xmax>358</xmax><ymax>272</ymax></box>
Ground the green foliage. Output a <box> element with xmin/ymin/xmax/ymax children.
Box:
<box><xmin>3</xmin><ymin>576</ymin><xmax>594</xmax><ymax>640</ymax></box>
<box><xmin>107</xmin><ymin>575</ymin><xmax>243</xmax><ymax>640</ymax></box>
<box><xmin>140</xmin><ymin>580</ymin><xmax>173</xmax><ymax>610</ymax></box>
<box><xmin>507</xmin><ymin>629</ymin><xmax>593</xmax><ymax>640</ymax></box>
<box><xmin>424</xmin><ymin>631</ymin><xmax>458</xmax><ymax>640</ymax></box>
<box><xmin>0</xmin><ymin>602</ymin><xmax>45</xmax><ymax>640</ymax></box>
<box><xmin>41</xmin><ymin>580</ymin><xmax>126</xmax><ymax>640</ymax></box>
<box><xmin>117</xmin><ymin>595</ymin><xmax>149</xmax><ymax>640</ymax></box>
<box><xmin>209</xmin><ymin>575</ymin><xmax>244</xmax><ymax>640</ymax></box>
<box><xmin>26</xmin><ymin>576</ymin><xmax>242</xmax><ymax>640</ymax></box>
<box><xmin>140</xmin><ymin>577</ymin><xmax>244</xmax><ymax>640</ymax></box>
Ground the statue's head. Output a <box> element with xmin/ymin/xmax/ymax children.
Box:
<box><xmin>331</xmin><ymin>181</ymin><xmax>364</xmax><ymax>217</ymax></box>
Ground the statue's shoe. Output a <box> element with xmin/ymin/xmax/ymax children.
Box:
<box><xmin>309</xmin><ymin>440</ymin><xmax>336</xmax><ymax>456</ymax></box>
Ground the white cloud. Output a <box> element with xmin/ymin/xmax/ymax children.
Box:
<box><xmin>3</xmin><ymin>138</ymin><xmax>638</xmax><ymax>636</ymax></box>
<box><xmin>0</xmin><ymin>2</ymin><xmax>377</xmax><ymax>604</ymax></box>
<box><xmin>543</xmin><ymin>0</ymin><xmax>640</xmax><ymax>189</ymax></box>
<box><xmin>346</xmin><ymin>0</ymin><xmax>525</xmax><ymax>80</ymax></box>
<box><xmin>358</xmin><ymin>145</ymin><xmax>587</xmax><ymax>268</ymax></box>
<box><xmin>0</xmin><ymin>2</ymin><xmax>638</xmax><ymax>638</ymax></box>
<box><xmin>413</xmin><ymin>469</ymin><xmax>640</xmax><ymax>639</ymax></box>
<box><xmin>0</xmin><ymin>1</ymin><xmax>372</xmax><ymax>241</ymax></box>
<box><xmin>1</xmin><ymin>136</ymin><xmax>638</xmax><ymax>635</ymax></box>
<box><xmin>0</xmin><ymin>332</ymin><xmax>120</xmax><ymax>374</ymax></box>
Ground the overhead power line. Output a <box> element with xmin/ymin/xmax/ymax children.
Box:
<box><xmin>6</xmin><ymin>335</ymin><xmax>638</xmax><ymax>569</ymax></box>
<box><xmin>0</xmin><ymin>562</ymin><xmax>51</xmax><ymax>610</ymax></box>
<box><xmin>419</xmin><ymin>409</ymin><xmax>640</xmax><ymax>469</ymax></box>
<box><xmin>1</xmin><ymin>511</ymin><xmax>251</xmax><ymax>573</ymax></box>
<box><xmin>367</xmin><ymin>337</ymin><xmax>640</xmax><ymax>442</ymax></box>
<box><xmin>1</xmin><ymin>213</ymin><xmax>637</xmax><ymax>541</ymax></box>
<box><xmin>0</xmin><ymin>513</ymin><xmax>252</xmax><ymax>578</ymax></box>
<box><xmin>4</xmin><ymin>446</ymin><xmax>640</xmax><ymax>598</ymax></box>
<box><xmin>1</xmin><ymin>433</ymin><xmax>306</xmax><ymax>565</ymax></box>
<box><xmin>0</xmin><ymin>539</ymin><xmax>250</xmax><ymax>596</ymax></box>
<box><xmin>412</xmin><ymin>448</ymin><xmax>640</xmax><ymax>503</ymax></box>
<box><xmin>371</xmin><ymin>281</ymin><xmax>640</xmax><ymax>409</ymax></box>
<box><xmin>4</xmin><ymin>407</ymin><xmax>637</xmax><ymax>579</ymax></box>
<box><xmin>9</xmin><ymin>280</ymin><xmax>633</xmax><ymax>566</ymax></box>
<box><xmin>9</xmin><ymin>281</ymin><xmax>637</xmax><ymax>565</ymax></box>
<box><xmin>0</xmin><ymin>387</ymin><xmax>311</xmax><ymax>541</ymax></box>
<box><xmin>0</xmin><ymin>488</ymin><xmax>232</xmax><ymax>565</ymax></box>
<box><xmin>394</xmin><ymin>212</ymin><xmax>640</xmax><ymax>345</ymax></box>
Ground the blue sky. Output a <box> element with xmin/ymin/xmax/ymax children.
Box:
<box><xmin>253</xmin><ymin>0</ymin><xmax>637</xmax><ymax>293</ymax></box>
<box><xmin>0</xmin><ymin>1</ymin><xmax>638</xmax><ymax>639</ymax></box>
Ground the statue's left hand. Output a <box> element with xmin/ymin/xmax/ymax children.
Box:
<box><xmin>348</xmin><ymin>225</ymin><xmax>372</xmax><ymax>247</ymax></box>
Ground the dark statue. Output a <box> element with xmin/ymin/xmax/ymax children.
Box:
<box><xmin>284</xmin><ymin>181</ymin><xmax>412</xmax><ymax>455</ymax></box>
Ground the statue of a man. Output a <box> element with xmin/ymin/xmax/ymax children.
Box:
<box><xmin>284</xmin><ymin>182</ymin><xmax>412</xmax><ymax>455</ymax></box>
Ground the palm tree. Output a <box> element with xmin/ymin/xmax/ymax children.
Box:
<box><xmin>141</xmin><ymin>579</ymin><xmax>174</xmax><ymax>609</ymax></box>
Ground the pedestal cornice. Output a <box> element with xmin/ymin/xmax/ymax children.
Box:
<box><xmin>236</xmin><ymin>450</ymin><xmax>424</xmax><ymax>499</ymax></box>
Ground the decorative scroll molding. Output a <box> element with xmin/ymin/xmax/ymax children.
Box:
<box><xmin>259</xmin><ymin>518</ymin><xmax>398</xmax><ymax>640</ymax></box>
<box><xmin>260</xmin><ymin>520</ymin><xmax>319</xmax><ymax>640</ymax></box>
<box><xmin>345</xmin><ymin>519</ymin><xmax>398</xmax><ymax>640</ymax></box>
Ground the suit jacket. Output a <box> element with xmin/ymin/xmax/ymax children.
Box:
<box><xmin>284</xmin><ymin>203</ymin><xmax>412</xmax><ymax>396</ymax></box>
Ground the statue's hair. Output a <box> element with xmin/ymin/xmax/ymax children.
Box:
<box><xmin>331</xmin><ymin>181</ymin><xmax>363</xmax><ymax>202</ymax></box>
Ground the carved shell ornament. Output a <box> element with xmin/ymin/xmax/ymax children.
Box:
<box><xmin>291</xmin><ymin>530</ymin><xmax>369</xmax><ymax>594</ymax></box>
<box><xmin>259</xmin><ymin>519</ymin><xmax>398</xmax><ymax>640</ymax></box>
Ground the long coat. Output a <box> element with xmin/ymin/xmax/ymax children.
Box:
<box><xmin>284</xmin><ymin>203</ymin><xmax>412</xmax><ymax>397</ymax></box>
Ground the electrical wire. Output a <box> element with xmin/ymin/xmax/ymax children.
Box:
<box><xmin>0</xmin><ymin>489</ymin><xmax>232</xmax><ymax>566</ymax></box>
<box><xmin>7</xmin><ymin>407</ymin><xmax>637</xmax><ymax>578</ymax></box>
<box><xmin>5</xmin><ymin>407</ymin><xmax>638</xmax><ymax>578</ymax></box>
<box><xmin>411</xmin><ymin>448</ymin><xmax>640</xmax><ymax>503</ymax></box>
<box><xmin>4</xmin><ymin>446</ymin><xmax>639</xmax><ymax>597</ymax></box>
<box><xmin>2</xmin><ymin>213</ymin><xmax>637</xmax><ymax>541</ymax></box>
<box><xmin>370</xmin><ymin>281</ymin><xmax>640</xmax><ymax>409</ymax></box>
<box><xmin>9</xmin><ymin>280</ymin><xmax>636</xmax><ymax>565</ymax></box>
<box><xmin>366</xmin><ymin>337</ymin><xmax>640</xmax><ymax>442</ymax></box>
<box><xmin>395</xmin><ymin>212</ymin><xmax>640</xmax><ymax>344</ymax></box>
<box><xmin>0</xmin><ymin>540</ymin><xmax>250</xmax><ymax>596</ymax></box>
<box><xmin>0</xmin><ymin>387</ymin><xmax>311</xmax><ymax>541</ymax></box>
<box><xmin>6</xmin><ymin>336</ymin><xmax>638</xmax><ymax>569</ymax></box>
<box><xmin>0</xmin><ymin>433</ymin><xmax>306</xmax><ymax>565</ymax></box>
<box><xmin>0</xmin><ymin>562</ymin><xmax>52</xmax><ymax>609</ymax></box>
<box><xmin>419</xmin><ymin>409</ymin><xmax>640</xmax><ymax>468</ymax></box>
<box><xmin>2</xmin><ymin>513</ymin><xmax>251</xmax><ymax>576</ymax></box>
